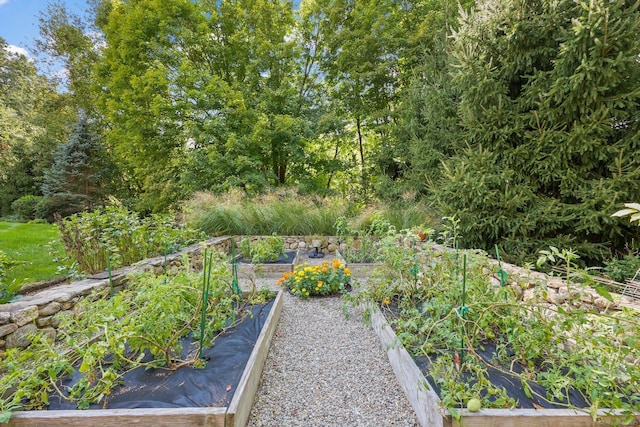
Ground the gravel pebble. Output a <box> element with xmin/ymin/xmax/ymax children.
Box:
<box><xmin>246</xmin><ymin>277</ymin><xmax>419</xmax><ymax>427</ymax></box>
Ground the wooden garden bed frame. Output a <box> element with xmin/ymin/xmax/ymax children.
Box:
<box><xmin>7</xmin><ymin>290</ymin><xmax>284</xmax><ymax>427</ymax></box>
<box><xmin>369</xmin><ymin>303</ymin><xmax>640</xmax><ymax>427</ymax></box>
<box><xmin>234</xmin><ymin>250</ymin><xmax>300</xmax><ymax>279</ymax></box>
<box><xmin>335</xmin><ymin>250</ymin><xmax>381</xmax><ymax>278</ymax></box>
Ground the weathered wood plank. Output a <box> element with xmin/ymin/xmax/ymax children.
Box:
<box><xmin>369</xmin><ymin>303</ymin><xmax>447</xmax><ymax>427</ymax></box>
<box><xmin>7</xmin><ymin>407</ymin><xmax>227</xmax><ymax>427</ymax></box>
<box><xmin>227</xmin><ymin>290</ymin><xmax>284</xmax><ymax>427</ymax></box>
<box><xmin>451</xmin><ymin>409</ymin><xmax>640</xmax><ymax>427</ymax></box>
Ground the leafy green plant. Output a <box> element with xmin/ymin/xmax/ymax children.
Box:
<box><xmin>604</xmin><ymin>253</ymin><xmax>640</xmax><ymax>283</ymax></box>
<box><xmin>56</xmin><ymin>204</ymin><xmax>204</xmax><ymax>274</ymax></box>
<box><xmin>0</xmin><ymin>250</ymin><xmax>249</xmax><ymax>417</ymax></box>
<box><xmin>335</xmin><ymin>214</ymin><xmax>393</xmax><ymax>263</ymax></box>
<box><xmin>350</xmin><ymin>231</ymin><xmax>640</xmax><ymax>420</ymax></box>
<box><xmin>0</xmin><ymin>249</ymin><xmax>21</xmax><ymax>303</ymax></box>
<box><xmin>278</xmin><ymin>258</ymin><xmax>351</xmax><ymax>299</ymax></box>
<box><xmin>237</xmin><ymin>235</ymin><xmax>286</xmax><ymax>263</ymax></box>
<box><xmin>10</xmin><ymin>195</ymin><xmax>45</xmax><ymax>221</ymax></box>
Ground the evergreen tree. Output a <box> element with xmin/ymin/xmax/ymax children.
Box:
<box><xmin>425</xmin><ymin>0</ymin><xmax>640</xmax><ymax>262</ymax></box>
<box><xmin>41</xmin><ymin>114</ymin><xmax>111</xmax><ymax>216</ymax></box>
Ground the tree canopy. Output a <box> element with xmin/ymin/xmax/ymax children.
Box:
<box><xmin>2</xmin><ymin>0</ymin><xmax>639</xmax><ymax>263</ymax></box>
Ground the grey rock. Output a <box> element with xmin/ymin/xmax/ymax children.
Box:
<box><xmin>0</xmin><ymin>323</ymin><xmax>18</xmax><ymax>338</ymax></box>
<box><xmin>38</xmin><ymin>301</ymin><xmax>62</xmax><ymax>317</ymax></box>
<box><xmin>39</xmin><ymin>327</ymin><xmax>57</xmax><ymax>342</ymax></box>
<box><xmin>10</xmin><ymin>306</ymin><xmax>39</xmax><ymax>326</ymax></box>
<box><xmin>6</xmin><ymin>323</ymin><xmax>38</xmax><ymax>348</ymax></box>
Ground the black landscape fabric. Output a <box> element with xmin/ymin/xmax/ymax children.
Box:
<box><xmin>415</xmin><ymin>341</ymin><xmax>588</xmax><ymax>409</ymax></box>
<box><xmin>237</xmin><ymin>250</ymin><xmax>295</xmax><ymax>264</ymax></box>
<box><xmin>47</xmin><ymin>299</ymin><xmax>274</xmax><ymax>410</ymax></box>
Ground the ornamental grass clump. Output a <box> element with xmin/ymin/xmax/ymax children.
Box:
<box><xmin>278</xmin><ymin>259</ymin><xmax>351</xmax><ymax>298</ymax></box>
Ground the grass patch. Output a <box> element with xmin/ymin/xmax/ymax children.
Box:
<box><xmin>0</xmin><ymin>221</ymin><xmax>70</xmax><ymax>286</ymax></box>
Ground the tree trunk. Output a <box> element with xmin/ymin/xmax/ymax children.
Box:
<box><xmin>356</xmin><ymin>116</ymin><xmax>366</xmax><ymax>193</ymax></box>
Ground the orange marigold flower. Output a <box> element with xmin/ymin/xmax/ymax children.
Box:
<box><xmin>344</xmin><ymin>268</ymin><xmax>351</xmax><ymax>276</ymax></box>
<box><xmin>332</xmin><ymin>258</ymin><xmax>340</xmax><ymax>267</ymax></box>
<box><xmin>321</xmin><ymin>267</ymin><xmax>328</xmax><ymax>273</ymax></box>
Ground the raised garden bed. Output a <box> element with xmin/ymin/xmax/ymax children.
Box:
<box><xmin>356</xmin><ymin>238</ymin><xmax>640</xmax><ymax>427</ymax></box>
<box><xmin>335</xmin><ymin>250</ymin><xmax>380</xmax><ymax>278</ymax></box>
<box><xmin>5</xmin><ymin>290</ymin><xmax>282</xmax><ymax>427</ymax></box>
<box><xmin>370</xmin><ymin>303</ymin><xmax>640</xmax><ymax>427</ymax></box>
<box><xmin>234</xmin><ymin>250</ymin><xmax>299</xmax><ymax>279</ymax></box>
<box><xmin>2</xmin><ymin>247</ymin><xmax>283</xmax><ymax>427</ymax></box>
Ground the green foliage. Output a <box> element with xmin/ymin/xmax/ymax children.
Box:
<box><xmin>0</xmin><ymin>37</ymin><xmax>75</xmax><ymax>217</ymax></box>
<box><xmin>10</xmin><ymin>195</ymin><xmax>45</xmax><ymax>221</ymax></box>
<box><xmin>417</xmin><ymin>0</ymin><xmax>640</xmax><ymax>264</ymax></box>
<box><xmin>604</xmin><ymin>253</ymin><xmax>640</xmax><ymax>283</ymax></box>
<box><xmin>41</xmin><ymin>114</ymin><xmax>114</xmax><ymax>217</ymax></box>
<box><xmin>184</xmin><ymin>189</ymin><xmax>349</xmax><ymax>236</ymax></box>
<box><xmin>0</xmin><ymin>249</ymin><xmax>20</xmax><ymax>303</ymax></box>
<box><xmin>237</xmin><ymin>235</ymin><xmax>286</xmax><ymax>264</ymax></box>
<box><xmin>335</xmin><ymin>214</ymin><xmax>394</xmax><ymax>263</ymax></box>
<box><xmin>0</xmin><ymin>252</ymin><xmax>245</xmax><ymax>415</ymax></box>
<box><xmin>185</xmin><ymin>189</ymin><xmax>436</xmax><ymax>238</ymax></box>
<box><xmin>351</xmin><ymin>232</ymin><xmax>640</xmax><ymax>417</ymax></box>
<box><xmin>278</xmin><ymin>258</ymin><xmax>351</xmax><ymax>299</ymax></box>
<box><xmin>56</xmin><ymin>204</ymin><xmax>204</xmax><ymax>274</ymax></box>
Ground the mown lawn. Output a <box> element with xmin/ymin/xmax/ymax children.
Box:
<box><xmin>0</xmin><ymin>221</ymin><xmax>70</xmax><ymax>286</ymax></box>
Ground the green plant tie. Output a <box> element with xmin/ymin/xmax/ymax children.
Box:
<box><xmin>457</xmin><ymin>254</ymin><xmax>468</xmax><ymax>364</ymax></box>
<box><xmin>107</xmin><ymin>252</ymin><xmax>113</xmax><ymax>297</ymax></box>
<box><xmin>197</xmin><ymin>249</ymin><xmax>212</xmax><ymax>366</ymax></box>
<box><xmin>494</xmin><ymin>244</ymin><xmax>508</xmax><ymax>288</ymax></box>
<box><xmin>231</xmin><ymin>240</ymin><xmax>241</xmax><ymax>296</ymax></box>
<box><xmin>409</xmin><ymin>262</ymin><xmax>419</xmax><ymax>283</ymax></box>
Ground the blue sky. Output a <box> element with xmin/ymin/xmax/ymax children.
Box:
<box><xmin>0</xmin><ymin>0</ymin><xmax>87</xmax><ymax>58</ymax></box>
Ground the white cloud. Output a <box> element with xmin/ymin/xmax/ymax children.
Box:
<box><xmin>0</xmin><ymin>0</ymin><xmax>10</xmax><ymax>6</ymax></box>
<box><xmin>5</xmin><ymin>44</ymin><xmax>30</xmax><ymax>59</ymax></box>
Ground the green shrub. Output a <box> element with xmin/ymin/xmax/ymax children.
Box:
<box><xmin>604</xmin><ymin>253</ymin><xmax>640</xmax><ymax>283</ymax></box>
<box><xmin>11</xmin><ymin>195</ymin><xmax>45</xmax><ymax>221</ymax></box>
<box><xmin>56</xmin><ymin>205</ymin><xmax>205</xmax><ymax>274</ymax></box>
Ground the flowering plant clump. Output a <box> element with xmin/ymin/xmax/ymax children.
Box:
<box><xmin>277</xmin><ymin>259</ymin><xmax>351</xmax><ymax>298</ymax></box>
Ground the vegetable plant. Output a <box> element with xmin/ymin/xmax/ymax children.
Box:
<box><xmin>55</xmin><ymin>204</ymin><xmax>205</xmax><ymax>274</ymax></box>
<box><xmin>237</xmin><ymin>235</ymin><xmax>286</xmax><ymax>263</ymax></box>
<box><xmin>350</xmin><ymin>230</ymin><xmax>640</xmax><ymax>422</ymax></box>
<box><xmin>335</xmin><ymin>215</ymin><xmax>393</xmax><ymax>263</ymax></box>
<box><xmin>0</xmin><ymin>250</ymin><xmax>20</xmax><ymax>303</ymax></box>
<box><xmin>0</xmin><ymin>250</ymin><xmax>258</xmax><ymax>418</ymax></box>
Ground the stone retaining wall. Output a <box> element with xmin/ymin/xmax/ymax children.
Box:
<box><xmin>234</xmin><ymin>236</ymin><xmax>348</xmax><ymax>255</ymax></box>
<box><xmin>0</xmin><ymin>237</ymin><xmax>230</xmax><ymax>352</ymax></box>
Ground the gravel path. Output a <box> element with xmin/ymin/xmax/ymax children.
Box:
<box><xmin>245</xmin><ymin>273</ymin><xmax>419</xmax><ymax>427</ymax></box>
